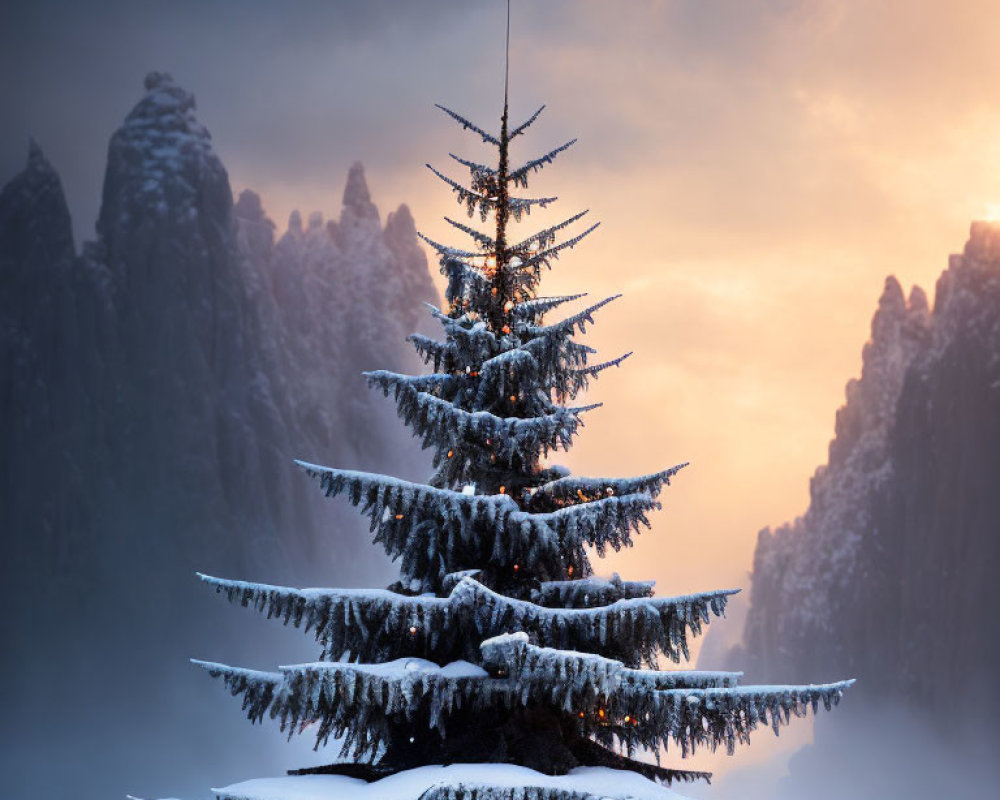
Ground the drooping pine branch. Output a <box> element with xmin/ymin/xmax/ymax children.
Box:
<box><xmin>533</xmin><ymin>574</ymin><xmax>654</xmax><ymax>608</ymax></box>
<box><xmin>435</xmin><ymin>104</ymin><xmax>501</xmax><ymax>146</ymax></box>
<box><xmin>530</xmin><ymin>464</ymin><xmax>688</xmax><ymax>510</ymax></box>
<box><xmin>508</xmin><ymin>140</ymin><xmax>577</xmax><ymax>189</ymax></box>
<box><xmin>510</xmin><ymin>212</ymin><xmax>591</xmax><ymax>254</ymax></box>
<box><xmin>444</xmin><ymin>216</ymin><xmax>496</xmax><ymax>249</ymax></box>
<box><xmin>510</xmin><ymin>105</ymin><xmax>546</xmax><ymax>138</ymax></box>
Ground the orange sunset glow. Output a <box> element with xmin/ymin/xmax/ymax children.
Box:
<box><xmin>229</xmin><ymin>1</ymin><xmax>1000</xmax><ymax>606</ymax></box>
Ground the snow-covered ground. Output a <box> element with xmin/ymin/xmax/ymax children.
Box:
<box><xmin>214</xmin><ymin>764</ymin><xmax>691</xmax><ymax>800</ymax></box>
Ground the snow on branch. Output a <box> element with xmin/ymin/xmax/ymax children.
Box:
<box><xmin>651</xmin><ymin>680</ymin><xmax>855</xmax><ymax>757</ymax></box>
<box><xmin>508</xmin><ymin>140</ymin><xmax>577</xmax><ymax>189</ymax></box>
<box><xmin>520</xmin><ymin>337</ymin><xmax>598</xmax><ymax>398</ymax></box>
<box><xmin>407</xmin><ymin>334</ymin><xmax>459</xmax><ymax>372</ymax></box>
<box><xmin>533</xmin><ymin>574</ymin><xmax>655</xmax><ymax>608</ymax></box>
<box><xmin>511</xmin><ymin>212</ymin><xmax>590</xmax><ymax>254</ymax></box>
<box><xmin>365</xmin><ymin>370</ymin><xmax>458</xmax><ymax>399</ymax></box>
<box><xmin>367</xmin><ymin>379</ymin><xmax>599</xmax><ymax>463</ymax></box>
<box><xmin>529</xmin><ymin>295</ymin><xmax>621</xmax><ymax>339</ymax></box>
<box><xmin>516</xmin><ymin>224</ymin><xmax>601</xmax><ymax>278</ymax></box>
<box><xmin>473</xmin><ymin>634</ymin><xmax>849</xmax><ymax>758</ymax></box>
<box><xmin>197</xmin><ymin>572</ymin><xmax>460</xmax><ymax>661</ymax></box>
<box><xmin>444</xmin><ymin>216</ymin><xmax>496</xmax><ymax>250</ymax></box>
<box><xmin>511</xmin><ymin>293</ymin><xmax>588</xmax><ymax>322</ymax></box>
<box><xmin>510</xmin><ymin>105</ymin><xmax>546</xmax><ymax>139</ymax></box>
<box><xmin>532</xmin><ymin>465</ymin><xmax>688</xmax><ymax>509</ymax></box>
<box><xmin>427</xmin><ymin>165</ymin><xmax>491</xmax><ymax>221</ymax></box>
<box><xmin>572</xmin><ymin>352</ymin><xmax>632</xmax><ymax>379</ymax></box>
<box><xmin>557</xmin><ymin>353</ymin><xmax>632</xmax><ymax>400</ymax></box>
<box><xmin>418</xmin><ymin>232</ymin><xmax>479</xmax><ymax>260</ymax></box>
<box><xmin>478</xmin><ymin>635</ymin><xmax>740</xmax><ymax>705</ymax></box>
<box><xmin>518</xmin><ymin>491</ymin><xmax>661</xmax><ymax>559</ymax></box>
<box><xmin>455</xmin><ymin>579</ymin><xmax>738</xmax><ymax>666</ymax></box>
<box><xmin>435</xmin><ymin>104</ymin><xmax>500</xmax><ymax>145</ymax></box>
<box><xmin>295</xmin><ymin>462</ymin><xmax>608</xmax><ymax>588</ymax></box>
<box><xmin>508</xmin><ymin>194</ymin><xmax>559</xmax><ymax>222</ymax></box>
<box><xmin>423</xmin><ymin>306</ymin><xmax>500</xmax><ymax>356</ymax></box>
<box><xmin>449</xmin><ymin>152</ymin><xmax>496</xmax><ymax>177</ymax></box>
<box><xmin>197</xmin><ymin>655</ymin><xmax>494</xmax><ymax>758</ymax></box>
<box><xmin>442</xmin><ymin>259</ymin><xmax>495</xmax><ymax>311</ymax></box>
<box><xmin>427</xmin><ymin>164</ymin><xmax>557</xmax><ymax>222</ymax></box>
<box><xmin>190</xmin><ymin>660</ymin><xmax>278</xmax><ymax>724</ymax></box>
<box><xmin>196</xmin><ymin>631</ymin><xmax>847</xmax><ymax>765</ymax></box>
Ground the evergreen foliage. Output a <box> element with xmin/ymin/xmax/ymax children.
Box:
<box><xmin>195</xmin><ymin>86</ymin><xmax>852</xmax><ymax>798</ymax></box>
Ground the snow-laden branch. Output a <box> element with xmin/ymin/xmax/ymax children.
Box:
<box><xmin>528</xmin><ymin>295</ymin><xmax>622</xmax><ymax>339</ymax></box>
<box><xmin>532</xmin><ymin>465</ymin><xmax>688</xmax><ymax>509</ymax></box>
<box><xmin>510</xmin><ymin>106</ymin><xmax>546</xmax><ymax>139</ymax></box>
<box><xmin>366</xmin><ymin>379</ymin><xmax>599</xmax><ymax>463</ymax></box>
<box><xmin>533</xmin><ymin>574</ymin><xmax>655</xmax><ymax>608</ymax></box>
<box><xmin>511</xmin><ymin>212</ymin><xmax>590</xmax><ymax>255</ymax></box>
<box><xmin>197</xmin><ymin>571</ymin><xmax>734</xmax><ymax>669</ymax></box>
<box><xmin>435</xmin><ymin>104</ymin><xmax>500</xmax><ymax>146</ymax></box>
<box><xmin>511</xmin><ymin>293</ymin><xmax>588</xmax><ymax>322</ymax></box>
<box><xmin>456</xmin><ymin>580</ymin><xmax>738</xmax><ymax>666</ymax></box>
<box><xmin>508</xmin><ymin>140</ymin><xmax>577</xmax><ymax>189</ymax></box>
<box><xmin>427</xmin><ymin>165</ymin><xmax>558</xmax><ymax>222</ymax></box>
<box><xmin>418</xmin><ymin>232</ymin><xmax>479</xmax><ymax>261</ymax></box>
<box><xmin>444</xmin><ymin>217</ymin><xmax>496</xmax><ymax>250</ymax></box>
<box><xmin>195</xmin><ymin>628</ymin><xmax>846</xmax><ymax>762</ymax></box>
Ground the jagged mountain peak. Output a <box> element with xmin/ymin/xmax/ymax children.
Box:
<box><xmin>26</xmin><ymin>137</ymin><xmax>51</xmax><ymax>172</ymax></box>
<box><xmin>732</xmin><ymin>221</ymin><xmax>1000</xmax><ymax>735</ymax></box>
<box><xmin>96</xmin><ymin>71</ymin><xmax>226</xmax><ymax>246</ymax></box>
<box><xmin>963</xmin><ymin>219</ymin><xmax>1000</xmax><ymax>265</ymax></box>
<box><xmin>830</xmin><ymin>274</ymin><xmax>929</xmax><ymax>469</ymax></box>
<box><xmin>342</xmin><ymin>161</ymin><xmax>380</xmax><ymax>223</ymax></box>
<box><xmin>0</xmin><ymin>138</ymin><xmax>74</xmax><ymax>272</ymax></box>
<box><xmin>384</xmin><ymin>202</ymin><xmax>416</xmax><ymax>240</ymax></box>
<box><xmin>127</xmin><ymin>70</ymin><xmax>208</xmax><ymax>148</ymax></box>
<box><xmin>907</xmin><ymin>284</ymin><xmax>929</xmax><ymax>315</ymax></box>
<box><xmin>234</xmin><ymin>189</ymin><xmax>268</xmax><ymax>226</ymax></box>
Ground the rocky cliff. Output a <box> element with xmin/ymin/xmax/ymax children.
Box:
<box><xmin>731</xmin><ymin>223</ymin><xmax>1000</xmax><ymax>733</ymax></box>
<box><xmin>0</xmin><ymin>72</ymin><xmax>438</xmax><ymax>800</ymax></box>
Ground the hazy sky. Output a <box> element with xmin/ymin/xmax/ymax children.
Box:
<box><xmin>4</xmin><ymin>0</ymin><xmax>1000</xmax><ymax>612</ymax></box>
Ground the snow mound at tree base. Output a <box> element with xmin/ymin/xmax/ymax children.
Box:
<box><xmin>213</xmin><ymin>764</ymin><xmax>691</xmax><ymax>800</ymax></box>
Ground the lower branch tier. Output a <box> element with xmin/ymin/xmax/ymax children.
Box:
<box><xmin>193</xmin><ymin>632</ymin><xmax>852</xmax><ymax>769</ymax></box>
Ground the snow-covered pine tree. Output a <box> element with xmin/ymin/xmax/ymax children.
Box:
<box><xmin>193</xmin><ymin>48</ymin><xmax>853</xmax><ymax>800</ymax></box>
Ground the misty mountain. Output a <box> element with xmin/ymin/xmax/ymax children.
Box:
<box><xmin>0</xmin><ymin>72</ymin><xmax>437</xmax><ymax>800</ymax></box>
<box><xmin>724</xmin><ymin>223</ymin><xmax>1000</xmax><ymax>735</ymax></box>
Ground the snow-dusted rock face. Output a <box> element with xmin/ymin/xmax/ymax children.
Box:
<box><xmin>0</xmin><ymin>72</ymin><xmax>437</xmax><ymax>800</ymax></box>
<box><xmin>733</xmin><ymin>223</ymin><xmax>1000</xmax><ymax>728</ymax></box>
